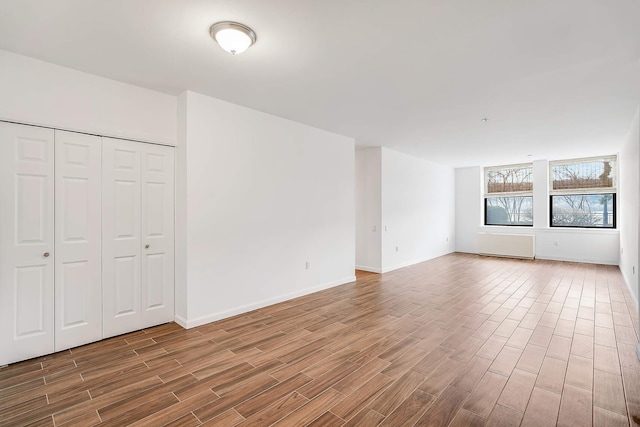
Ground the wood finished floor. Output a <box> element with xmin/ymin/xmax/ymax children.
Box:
<box><xmin>1</xmin><ymin>253</ymin><xmax>639</xmax><ymax>426</ymax></box>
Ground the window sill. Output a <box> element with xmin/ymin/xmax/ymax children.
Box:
<box><xmin>478</xmin><ymin>225</ymin><xmax>619</xmax><ymax>236</ymax></box>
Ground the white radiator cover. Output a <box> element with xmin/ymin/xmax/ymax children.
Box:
<box><xmin>478</xmin><ymin>233</ymin><xmax>535</xmax><ymax>259</ymax></box>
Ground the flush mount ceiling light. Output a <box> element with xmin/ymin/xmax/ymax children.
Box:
<box><xmin>210</xmin><ymin>21</ymin><xmax>256</xmax><ymax>55</ymax></box>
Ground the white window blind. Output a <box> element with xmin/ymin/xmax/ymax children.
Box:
<box><xmin>484</xmin><ymin>163</ymin><xmax>533</xmax><ymax>197</ymax></box>
<box><xmin>549</xmin><ymin>155</ymin><xmax>616</xmax><ymax>195</ymax></box>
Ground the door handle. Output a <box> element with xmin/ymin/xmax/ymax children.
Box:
<box><xmin>145</xmin><ymin>244</ymin><xmax>150</xmax><ymax>249</ymax></box>
<box><xmin>43</xmin><ymin>252</ymin><xmax>50</xmax><ymax>258</ymax></box>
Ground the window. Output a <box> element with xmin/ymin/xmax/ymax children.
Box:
<box><xmin>484</xmin><ymin>164</ymin><xmax>533</xmax><ymax>226</ymax></box>
<box><xmin>549</xmin><ymin>156</ymin><xmax>616</xmax><ymax>228</ymax></box>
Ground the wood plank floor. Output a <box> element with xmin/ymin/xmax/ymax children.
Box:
<box><xmin>1</xmin><ymin>253</ymin><xmax>639</xmax><ymax>426</ymax></box>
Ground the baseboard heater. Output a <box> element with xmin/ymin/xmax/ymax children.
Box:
<box><xmin>478</xmin><ymin>233</ymin><xmax>535</xmax><ymax>259</ymax></box>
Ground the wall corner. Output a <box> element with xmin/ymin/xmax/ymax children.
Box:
<box><xmin>174</xmin><ymin>91</ymin><xmax>189</xmax><ymax>322</ymax></box>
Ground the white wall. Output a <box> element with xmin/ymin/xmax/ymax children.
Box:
<box><xmin>455</xmin><ymin>161</ymin><xmax>620</xmax><ymax>265</ymax></box>
<box><xmin>381</xmin><ymin>148</ymin><xmax>456</xmax><ymax>272</ymax></box>
<box><xmin>531</xmin><ymin>228</ymin><xmax>619</xmax><ymax>264</ymax></box>
<box><xmin>455</xmin><ymin>167</ymin><xmax>482</xmax><ymax>253</ymax></box>
<box><xmin>355</xmin><ymin>148</ymin><xmax>382</xmax><ymax>272</ymax></box>
<box><xmin>620</xmin><ymin>107</ymin><xmax>639</xmax><ymax>306</ymax></box>
<box><xmin>179</xmin><ymin>91</ymin><xmax>355</xmax><ymax>327</ymax></box>
<box><xmin>0</xmin><ymin>50</ymin><xmax>177</xmax><ymax>145</ymax></box>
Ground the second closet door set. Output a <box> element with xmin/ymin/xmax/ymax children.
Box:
<box><xmin>102</xmin><ymin>137</ymin><xmax>175</xmax><ymax>338</ymax></box>
<box><xmin>0</xmin><ymin>122</ymin><xmax>175</xmax><ymax>366</ymax></box>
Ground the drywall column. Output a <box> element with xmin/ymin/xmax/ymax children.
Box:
<box><xmin>380</xmin><ymin>148</ymin><xmax>455</xmax><ymax>272</ymax></box>
<box><xmin>455</xmin><ymin>167</ymin><xmax>482</xmax><ymax>253</ymax></box>
<box><xmin>619</xmin><ymin>106</ymin><xmax>640</xmax><ymax>359</ymax></box>
<box><xmin>355</xmin><ymin>148</ymin><xmax>382</xmax><ymax>272</ymax></box>
<box><xmin>532</xmin><ymin>160</ymin><xmax>548</xmax><ymax>229</ymax></box>
<box><xmin>636</xmin><ymin>108</ymin><xmax>640</xmax><ymax>361</ymax></box>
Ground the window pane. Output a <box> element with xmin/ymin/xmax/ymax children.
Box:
<box><xmin>485</xmin><ymin>196</ymin><xmax>533</xmax><ymax>226</ymax></box>
<box><xmin>486</xmin><ymin>166</ymin><xmax>533</xmax><ymax>194</ymax></box>
<box><xmin>551</xmin><ymin>158</ymin><xmax>615</xmax><ymax>191</ymax></box>
<box><xmin>551</xmin><ymin>194</ymin><xmax>615</xmax><ymax>228</ymax></box>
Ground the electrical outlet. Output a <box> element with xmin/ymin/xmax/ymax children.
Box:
<box><xmin>305</xmin><ymin>261</ymin><xmax>310</xmax><ymax>270</ymax></box>
<box><xmin>385</xmin><ymin>226</ymin><xmax>388</xmax><ymax>231</ymax></box>
<box><xmin>395</xmin><ymin>246</ymin><xmax>399</xmax><ymax>252</ymax></box>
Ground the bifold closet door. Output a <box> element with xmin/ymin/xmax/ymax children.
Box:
<box><xmin>0</xmin><ymin>122</ymin><xmax>54</xmax><ymax>366</ymax></box>
<box><xmin>102</xmin><ymin>138</ymin><xmax>174</xmax><ymax>338</ymax></box>
<box><xmin>140</xmin><ymin>143</ymin><xmax>175</xmax><ymax>329</ymax></box>
<box><xmin>102</xmin><ymin>138</ymin><xmax>142</xmax><ymax>338</ymax></box>
<box><xmin>54</xmin><ymin>131</ymin><xmax>102</xmax><ymax>351</ymax></box>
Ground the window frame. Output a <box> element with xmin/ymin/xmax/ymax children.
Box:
<box><xmin>484</xmin><ymin>196</ymin><xmax>534</xmax><ymax>227</ymax></box>
<box><xmin>548</xmin><ymin>155</ymin><xmax>617</xmax><ymax>229</ymax></box>
<box><xmin>483</xmin><ymin>163</ymin><xmax>534</xmax><ymax>227</ymax></box>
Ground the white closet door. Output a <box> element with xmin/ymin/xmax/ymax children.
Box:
<box><xmin>0</xmin><ymin>122</ymin><xmax>55</xmax><ymax>365</ymax></box>
<box><xmin>54</xmin><ymin>131</ymin><xmax>102</xmax><ymax>351</ymax></box>
<box><xmin>140</xmin><ymin>144</ymin><xmax>175</xmax><ymax>328</ymax></box>
<box><xmin>102</xmin><ymin>138</ymin><xmax>142</xmax><ymax>338</ymax></box>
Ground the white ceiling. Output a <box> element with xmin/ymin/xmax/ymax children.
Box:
<box><xmin>1</xmin><ymin>0</ymin><xmax>639</xmax><ymax>167</ymax></box>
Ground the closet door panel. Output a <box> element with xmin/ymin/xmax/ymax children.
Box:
<box><xmin>102</xmin><ymin>138</ymin><xmax>142</xmax><ymax>338</ymax></box>
<box><xmin>0</xmin><ymin>122</ymin><xmax>54</xmax><ymax>366</ymax></box>
<box><xmin>54</xmin><ymin>130</ymin><xmax>102</xmax><ymax>351</ymax></box>
<box><xmin>141</xmin><ymin>145</ymin><xmax>175</xmax><ymax>328</ymax></box>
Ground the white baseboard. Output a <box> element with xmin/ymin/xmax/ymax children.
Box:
<box><xmin>382</xmin><ymin>254</ymin><xmax>446</xmax><ymax>273</ymax></box>
<box><xmin>620</xmin><ymin>269</ymin><xmax>639</xmax><ymax>309</ymax></box>
<box><xmin>355</xmin><ymin>265</ymin><xmax>382</xmax><ymax>273</ymax></box>
<box><xmin>182</xmin><ymin>275</ymin><xmax>356</xmax><ymax>329</ymax></box>
<box><xmin>173</xmin><ymin>314</ymin><xmax>188</xmax><ymax>329</ymax></box>
<box><xmin>512</xmin><ymin>254</ymin><xmax>618</xmax><ymax>266</ymax></box>
<box><xmin>465</xmin><ymin>250</ymin><xmax>618</xmax><ymax>266</ymax></box>
<box><xmin>620</xmin><ymin>270</ymin><xmax>640</xmax><ymax>363</ymax></box>
<box><xmin>454</xmin><ymin>250</ymin><xmax>478</xmax><ymax>255</ymax></box>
